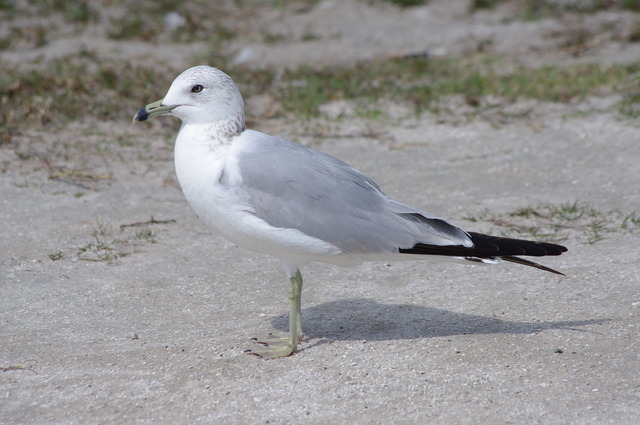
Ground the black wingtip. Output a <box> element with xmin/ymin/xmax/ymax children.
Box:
<box><xmin>501</xmin><ymin>256</ymin><xmax>566</xmax><ymax>276</ymax></box>
<box><xmin>399</xmin><ymin>232</ymin><xmax>568</xmax><ymax>275</ymax></box>
<box><xmin>467</xmin><ymin>232</ymin><xmax>568</xmax><ymax>257</ymax></box>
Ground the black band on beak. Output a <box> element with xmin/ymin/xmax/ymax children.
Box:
<box><xmin>134</xmin><ymin>106</ymin><xmax>150</xmax><ymax>122</ymax></box>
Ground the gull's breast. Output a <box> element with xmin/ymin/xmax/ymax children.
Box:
<box><xmin>173</xmin><ymin>127</ymin><xmax>341</xmax><ymax>263</ymax></box>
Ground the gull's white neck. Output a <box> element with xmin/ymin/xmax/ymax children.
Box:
<box><xmin>173</xmin><ymin>119</ymin><xmax>242</xmax><ymax>193</ymax></box>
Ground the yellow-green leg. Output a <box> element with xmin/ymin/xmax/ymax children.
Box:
<box><xmin>248</xmin><ymin>270</ymin><xmax>303</xmax><ymax>359</ymax></box>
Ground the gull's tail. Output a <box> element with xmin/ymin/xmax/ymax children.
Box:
<box><xmin>399</xmin><ymin>232</ymin><xmax>568</xmax><ymax>275</ymax></box>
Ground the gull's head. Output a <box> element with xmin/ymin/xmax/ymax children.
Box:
<box><xmin>133</xmin><ymin>66</ymin><xmax>245</xmax><ymax>128</ymax></box>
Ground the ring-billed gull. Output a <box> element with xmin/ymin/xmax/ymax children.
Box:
<box><xmin>134</xmin><ymin>66</ymin><xmax>567</xmax><ymax>359</ymax></box>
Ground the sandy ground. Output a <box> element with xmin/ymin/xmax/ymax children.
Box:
<box><xmin>2</xmin><ymin>1</ymin><xmax>640</xmax><ymax>424</ymax></box>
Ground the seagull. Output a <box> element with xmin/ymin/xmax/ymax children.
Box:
<box><xmin>134</xmin><ymin>66</ymin><xmax>567</xmax><ymax>359</ymax></box>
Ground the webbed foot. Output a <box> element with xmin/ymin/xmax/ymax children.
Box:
<box><xmin>247</xmin><ymin>333</ymin><xmax>298</xmax><ymax>359</ymax></box>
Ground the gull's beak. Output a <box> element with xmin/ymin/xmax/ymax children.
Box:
<box><xmin>133</xmin><ymin>99</ymin><xmax>177</xmax><ymax>122</ymax></box>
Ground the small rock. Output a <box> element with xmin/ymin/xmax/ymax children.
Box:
<box><xmin>233</xmin><ymin>47</ymin><xmax>254</xmax><ymax>65</ymax></box>
<box><xmin>164</xmin><ymin>12</ymin><xmax>185</xmax><ymax>30</ymax></box>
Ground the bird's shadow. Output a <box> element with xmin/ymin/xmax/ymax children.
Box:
<box><xmin>269</xmin><ymin>298</ymin><xmax>605</xmax><ymax>343</ymax></box>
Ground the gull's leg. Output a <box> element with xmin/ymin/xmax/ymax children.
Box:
<box><xmin>248</xmin><ymin>270</ymin><xmax>303</xmax><ymax>359</ymax></box>
<box><xmin>294</xmin><ymin>269</ymin><xmax>303</xmax><ymax>344</ymax></box>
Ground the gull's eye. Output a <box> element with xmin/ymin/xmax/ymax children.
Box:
<box><xmin>191</xmin><ymin>84</ymin><xmax>204</xmax><ymax>93</ymax></box>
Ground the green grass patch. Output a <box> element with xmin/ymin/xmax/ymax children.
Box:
<box><xmin>3</xmin><ymin>54</ymin><xmax>638</xmax><ymax>132</ymax></box>
<box><xmin>470</xmin><ymin>0</ymin><xmax>640</xmax><ymax>16</ymax></box>
<box><xmin>1</xmin><ymin>55</ymin><xmax>175</xmax><ymax>128</ymax></box>
<box><xmin>232</xmin><ymin>56</ymin><xmax>639</xmax><ymax>117</ymax></box>
<box><xmin>0</xmin><ymin>26</ymin><xmax>48</xmax><ymax>51</ymax></box>
<box><xmin>105</xmin><ymin>0</ymin><xmax>238</xmax><ymax>43</ymax></box>
<box><xmin>619</xmin><ymin>91</ymin><xmax>640</xmax><ymax>118</ymax></box>
<box><xmin>77</xmin><ymin>217</ymin><xmax>166</xmax><ymax>263</ymax></box>
<box><xmin>0</xmin><ymin>0</ymin><xmax>15</xmax><ymax>10</ymax></box>
<box><xmin>383</xmin><ymin>0</ymin><xmax>426</xmax><ymax>7</ymax></box>
<box><xmin>34</xmin><ymin>0</ymin><xmax>100</xmax><ymax>23</ymax></box>
<box><xmin>464</xmin><ymin>201</ymin><xmax>640</xmax><ymax>244</ymax></box>
<box><xmin>49</xmin><ymin>250</ymin><xmax>64</xmax><ymax>261</ymax></box>
<box><xmin>271</xmin><ymin>0</ymin><xmax>322</xmax><ymax>9</ymax></box>
<box><xmin>471</xmin><ymin>0</ymin><xmax>503</xmax><ymax>10</ymax></box>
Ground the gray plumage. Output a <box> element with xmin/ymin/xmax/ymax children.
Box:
<box><xmin>233</xmin><ymin>131</ymin><xmax>471</xmax><ymax>256</ymax></box>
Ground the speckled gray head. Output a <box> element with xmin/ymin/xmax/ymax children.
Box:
<box><xmin>133</xmin><ymin>66</ymin><xmax>245</xmax><ymax>127</ymax></box>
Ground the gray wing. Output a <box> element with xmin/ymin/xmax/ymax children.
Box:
<box><xmin>232</xmin><ymin>133</ymin><xmax>471</xmax><ymax>255</ymax></box>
